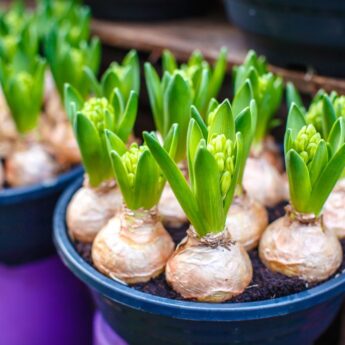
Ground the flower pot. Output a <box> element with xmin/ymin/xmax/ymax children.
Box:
<box><xmin>54</xmin><ymin>178</ymin><xmax>345</xmax><ymax>345</ymax></box>
<box><xmin>85</xmin><ymin>0</ymin><xmax>209</xmax><ymax>21</ymax></box>
<box><xmin>224</xmin><ymin>0</ymin><xmax>345</xmax><ymax>77</ymax></box>
<box><xmin>0</xmin><ymin>255</ymin><xmax>93</xmax><ymax>345</ymax></box>
<box><xmin>0</xmin><ymin>165</ymin><xmax>83</xmax><ymax>265</ymax></box>
<box><xmin>0</xmin><ymin>166</ymin><xmax>94</xmax><ymax>345</ymax></box>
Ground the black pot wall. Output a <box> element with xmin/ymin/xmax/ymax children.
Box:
<box><xmin>85</xmin><ymin>0</ymin><xmax>211</xmax><ymax>21</ymax></box>
<box><xmin>225</xmin><ymin>0</ymin><xmax>345</xmax><ymax>77</ymax></box>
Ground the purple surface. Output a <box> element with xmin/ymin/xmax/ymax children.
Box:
<box><xmin>93</xmin><ymin>312</ymin><xmax>127</xmax><ymax>345</ymax></box>
<box><xmin>0</xmin><ymin>255</ymin><xmax>93</xmax><ymax>345</ymax></box>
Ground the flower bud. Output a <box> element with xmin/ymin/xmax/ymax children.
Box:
<box><xmin>221</xmin><ymin>171</ymin><xmax>231</xmax><ymax>198</ymax></box>
<box><xmin>81</xmin><ymin>97</ymin><xmax>114</xmax><ymax>132</ymax></box>
<box><xmin>333</xmin><ymin>96</ymin><xmax>345</xmax><ymax>118</ymax></box>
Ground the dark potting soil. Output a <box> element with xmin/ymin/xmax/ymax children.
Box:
<box><xmin>74</xmin><ymin>202</ymin><xmax>345</xmax><ymax>303</ymax></box>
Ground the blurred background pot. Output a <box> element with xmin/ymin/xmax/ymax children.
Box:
<box><xmin>54</xmin><ymin>178</ymin><xmax>345</xmax><ymax>345</ymax></box>
<box><xmin>0</xmin><ymin>166</ymin><xmax>93</xmax><ymax>345</ymax></box>
<box><xmin>224</xmin><ymin>0</ymin><xmax>345</xmax><ymax>77</ymax></box>
<box><xmin>85</xmin><ymin>0</ymin><xmax>210</xmax><ymax>21</ymax></box>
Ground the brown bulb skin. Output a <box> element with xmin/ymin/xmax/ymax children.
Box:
<box><xmin>166</xmin><ymin>229</ymin><xmax>253</xmax><ymax>302</ymax></box>
<box><xmin>323</xmin><ymin>178</ymin><xmax>345</xmax><ymax>239</ymax></box>
<box><xmin>5</xmin><ymin>144</ymin><xmax>58</xmax><ymax>187</ymax></box>
<box><xmin>67</xmin><ymin>182</ymin><xmax>122</xmax><ymax>243</ymax></box>
<box><xmin>243</xmin><ymin>156</ymin><xmax>286</xmax><ymax>208</ymax></box>
<box><xmin>226</xmin><ymin>193</ymin><xmax>268</xmax><ymax>251</ymax></box>
<box><xmin>259</xmin><ymin>212</ymin><xmax>342</xmax><ymax>283</ymax></box>
<box><xmin>92</xmin><ymin>207</ymin><xmax>174</xmax><ymax>284</ymax></box>
<box><xmin>158</xmin><ymin>183</ymin><xmax>188</xmax><ymax>228</ymax></box>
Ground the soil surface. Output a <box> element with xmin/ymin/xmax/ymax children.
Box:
<box><xmin>74</xmin><ymin>202</ymin><xmax>345</xmax><ymax>303</ymax></box>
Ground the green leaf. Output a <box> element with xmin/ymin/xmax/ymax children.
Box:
<box><xmin>286</xmin><ymin>149</ymin><xmax>312</xmax><ymax>213</ymax></box>
<box><xmin>235</xmin><ymin>106</ymin><xmax>253</xmax><ymax>185</ymax></box>
<box><xmin>164</xmin><ymin>73</ymin><xmax>193</xmax><ymax>161</ymax></box>
<box><xmin>75</xmin><ymin>113</ymin><xmax>106</xmax><ymax>187</ymax></box>
<box><xmin>232</xmin><ymin>79</ymin><xmax>253</xmax><ymax>118</ymax></box>
<box><xmin>163</xmin><ymin>123</ymin><xmax>179</xmax><ymax>159</ymax></box>
<box><xmin>117</xmin><ymin>90</ymin><xmax>138</xmax><ymax>142</ymax></box>
<box><xmin>83</xmin><ymin>66</ymin><xmax>102</xmax><ymax>97</ymax></box>
<box><xmin>286</xmin><ymin>82</ymin><xmax>304</xmax><ymax>111</ymax></box>
<box><xmin>308</xmin><ymin>140</ymin><xmax>328</xmax><ymax>186</ymax></box>
<box><xmin>286</xmin><ymin>103</ymin><xmax>307</xmax><ymax>140</ymax></box>
<box><xmin>162</xmin><ymin>50</ymin><xmax>177</xmax><ymax>74</ymax></box>
<box><xmin>144</xmin><ymin>63</ymin><xmax>164</xmax><ymax>134</ymax></box>
<box><xmin>105</xmin><ymin>129</ymin><xmax>127</xmax><ymax>156</ymax></box>
<box><xmin>101</xmin><ymin>69</ymin><xmax>120</xmax><ymax>100</ymax></box>
<box><xmin>322</xmin><ymin>94</ymin><xmax>337</xmax><ymax>139</ymax></box>
<box><xmin>191</xmin><ymin>105</ymin><xmax>208</xmax><ymax>139</ymax></box>
<box><xmin>208</xmin><ymin>99</ymin><xmax>235</xmax><ymax>141</ymax></box>
<box><xmin>328</xmin><ymin>117</ymin><xmax>345</xmax><ymax>154</ymax></box>
<box><xmin>194</xmin><ymin>68</ymin><xmax>210</xmax><ymax>116</ymax></box>
<box><xmin>194</xmin><ymin>146</ymin><xmax>225</xmax><ymax>233</ymax></box>
<box><xmin>187</xmin><ymin>118</ymin><xmax>204</xmax><ymax>191</ymax></box>
<box><xmin>111</xmin><ymin>88</ymin><xmax>125</xmax><ymax>125</ymax></box>
<box><xmin>133</xmin><ymin>150</ymin><xmax>161</xmax><ymax>209</ymax></box>
<box><xmin>144</xmin><ymin>132</ymin><xmax>206</xmax><ymax>235</ymax></box>
<box><xmin>309</xmin><ymin>144</ymin><xmax>345</xmax><ymax>215</ymax></box>
<box><xmin>207</xmin><ymin>47</ymin><xmax>228</xmax><ymax>102</ymax></box>
<box><xmin>109</xmin><ymin>150</ymin><xmax>132</xmax><ymax>207</ymax></box>
<box><xmin>223</xmin><ymin>132</ymin><xmax>243</xmax><ymax>212</ymax></box>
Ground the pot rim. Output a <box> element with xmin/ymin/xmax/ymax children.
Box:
<box><xmin>0</xmin><ymin>165</ymin><xmax>84</xmax><ymax>204</ymax></box>
<box><xmin>54</xmin><ymin>177</ymin><xmax>345</xmax><ymax>321</ymax></box>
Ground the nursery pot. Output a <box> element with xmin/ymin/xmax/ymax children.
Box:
<box><xmin>85</xmin><ymin>0</ymin><xmax>209</xmax><ymax>21</ymax></box>
<box><xmin>224</xmin><ymin>0</ymin><xmax>345</xmax><ymax>77</ymax></box>
<box><xmin>0</xmin><ymin>167</ymin><xmax>94</xmax><ymax>345</ymax></box>
<box><xmin>54</xmin><ymin>178</ymin><xmax>345</xmax><ymax>345</ymax></box>
<box><xmin>0</xmin><ymin>165</ymin><xmax>83</xmax><ymax>265</ymax></box>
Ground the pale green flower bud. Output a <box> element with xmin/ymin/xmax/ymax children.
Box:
<box><xmin>220</xmin><ymin>171</ymin><xmax>231</xmax><ymax>199</ymax></box>
<box><xmin>333</xmin><ymin>96</ymin><xmax>345</xmax><ymax>118</ymax></box>
<box><xmin>81</xmin><ymin>97</ymin><xmax>114</xmax><ymax>132</ymax></box>
<box><xmin>306</xmin><ymin>100</ymin><xmax>323</xmax><ymax>133</ymax></box>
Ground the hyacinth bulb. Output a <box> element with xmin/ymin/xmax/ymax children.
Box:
<box><xmin>0</xmin><ymin>100</ymin><xmax>17</xmax><ymax>158</ymax></box>
<box><xmin>259</xmin><ymin>210</ymin><xmax>342</xmax><ymax>283</ymax></box>
<box><xmin>5</xmin><ymin>144</ymin><xmax>58</xmax><ymax>187</ymax></box>
<box><xmin>67</xmin><ymin>181</ymin><xmax>122</xmax><ymax>243</ymax></box>
<box><xmin>226</xmin><ymin>192</ymin><xmax>268</xmax><ymax>251</ymax></box>
<box><xmin>243</xmin><ymin>156</ymin><xmax>286</xmax><ymax>207</ymax></box>
<box><xmin>158</xmin><ymin>183</ymin><xmax>188</xmax><ymax>227</ymax></box>
<box><xmin>166</xmin><ymin>228</ymin><xmax>252</xmax><ymax>302</ymax></box>
<box><xmin>158</xmin><ymin>162</ymin><xmax>188</xmax><ymax>228</ymax></box>
<box><xmin>92</xmin><ymin>206</ymin><xmax>174</xmax><ymax>284</ymax></box>
<box><xmin>44</xmin><ymin>121</ymin><xmax>80</xmax><ymax>166</ymax></box>
<box><xmin>323</xmin><ymin>178</ymin><xmax>345</xmax><ymax>239</ymax></box>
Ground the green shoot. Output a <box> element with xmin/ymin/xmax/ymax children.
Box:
<box><xmin>64</xmin><ymin>82</ymin><xmax>138</xmax><ymax>188</ymax></box>
<box><xmin>0</xmin><ymin>50</ymin><xmax>46</xmax><ymax>134</ymax></box>
<box><xmin>45</xmin><ymin>29</ymin><xmax>101</xmax><ymax>99</ymax></box>
<box><xmin>83</xmin><ymin>50</ymin><xmax>140</xmax><ymax>104</ymax></box>
<box><xmin>145</xmin><ymin>48</ymin><xmax>228</xmax><ymax>162</ymax></box>
<box><xmin>144</xmin><ymin>103</ymin><xmax>245</xmax><ymax>237</ymax></box>
<box><xmin>285</xmin><ymin>104</ymin><xmax>345</xmax><ymax>215</ymax></box>
<box><xmin>106</xmin><ymin>125</ymin><xmax>179</xmax><ymax>210</ymax></box>
<box><xmin>233</xmin><ymin>50</ymin><xmax>283</xmax><ymax>144</ymax></box>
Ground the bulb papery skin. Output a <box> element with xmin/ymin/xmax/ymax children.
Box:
<box><xmin>166</xmin><ymin>228</ymin><xmax>253</xmax><ymax>302</ymax></box>
<box><xmin>92</xmin><ymin>207</ymin><xmax>175</xmax><ymax>284</ymax></box>
<box><xmin>43</xmin><ymin>120</ymin><xmax>81</xmax><ymax>166</ymax></box>
<box><xmin>67</xmin><ymin>180</ymin><xmax>122</xmax><ymax>243</ymax></box>
<box><xmin>259</xmin><ymin>136</ymin><xmax>284</xmax><ymax>173</ymax></box>
<box><xmin>0</xmin><ymin>97</ymin><xmax>17</xmax><ymax>158</ymax></box>
<box><xmin>259</xmin><ymin>211</ymin><xmax>342</xmax><ymax>283</ymax></box>
<box><xmin>243</xmin><ymin>156</ymin><xmax>286</xmax><ymax>207</ymax></box>
<box><xmin>158</xmin><ymin>183</ymin><xmax>188</xmax><ymax>227</ymax></box>
<box><xmin>5</xmin><ymin>144</ymin><xmax>58</xmax><ymax>187</ymax></box>
<box><xmin>323</xmin><ymin>178</ymin><xmax>345</xmax><ymax>239</ymax></box>
<box><xmin>226</xmin><ymin>193</ymin><xmax>268</xmax><ymax>251</ymax></box>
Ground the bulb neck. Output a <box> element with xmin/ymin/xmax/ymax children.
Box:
<box><xmin>286</xmin><ymin>204</ymin><xmax>322</xmax><ymax>226</ymax></box>
<box><xmin>187</xmin><ymin>226</ymin><xmax>233</xmax><ymax>249</ymax></box>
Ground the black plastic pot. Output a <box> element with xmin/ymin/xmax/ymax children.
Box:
<box><xmin>0</xmin><ymin>165</ymin><xmax>83</xmax><ymax>265</ymax></box>
<box><xmin>54</xmin><ymin>177</ymin><xmax>345</xmax><ymax>345</ymax></box>
<box><xmin>85</xmin><ymin>0</ymin><xmax>210</xmax><ymax>21</ymax></box>
<box><xmin>225</xmin><ymin>0</ymin><xmax>345</xmax><ymax>77</ymax></box>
